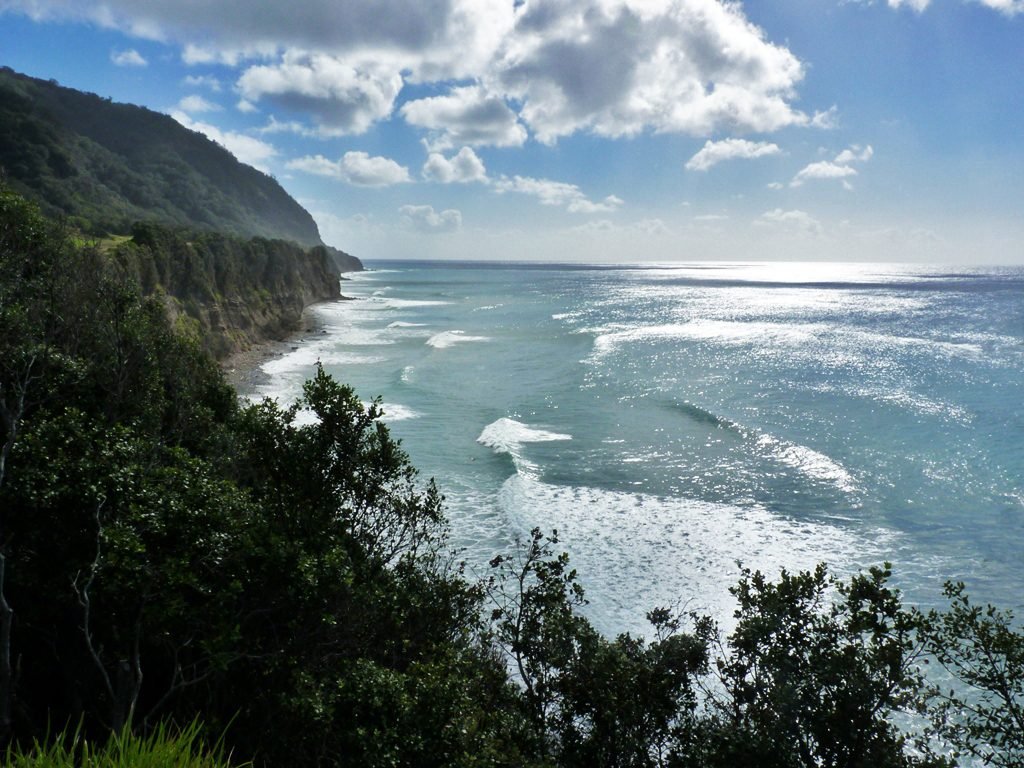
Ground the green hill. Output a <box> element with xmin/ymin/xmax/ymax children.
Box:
<box><xmin>0</xmin><ymin>66</ymin><xmax>324</xmax><ymax>247</ymax></box>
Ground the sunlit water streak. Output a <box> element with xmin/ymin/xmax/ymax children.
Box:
<box><xmin>244</xmin><ymin>261</ymin><xmax>1024</xmax><ymax>637</ymax></box>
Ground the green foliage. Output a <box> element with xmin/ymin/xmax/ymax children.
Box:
<box><xmin>918</xmin><ymin>582</ymin><xmax>1024</xmax><ymax>767</ymax></box>
<box><xmin>4</xmin><ymin>720</ymin><xmax>245</xmax><ymax>767</ymax></box>
<box><xmin>488</xmin><ymin>529</ymin><xmax>709</xmax><ymax>767</ymax></box>
<box><xmin>699</xmin><ymin>564</ymin><xmax>946</xmax><ymax>768</ymax></box>
<box><xmin>0</xmin><ymin>67</ymin><xmax>323</xmax><ymax>247</ymax></box>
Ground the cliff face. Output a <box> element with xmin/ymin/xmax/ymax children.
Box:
<box><xmin>117</xmin><ymin>223</ymin><xmax>342</xmax><ymax>359</ymax></box>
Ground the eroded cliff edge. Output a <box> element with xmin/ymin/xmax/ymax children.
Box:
<box><xmin>113</xmin><ymin>223</ymin><xmax>346</xmax><ymax>360</ymax></box>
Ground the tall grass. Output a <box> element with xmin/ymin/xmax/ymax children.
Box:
<box><xmin>4</xmin><ymin>720</ymin><xmax>247</xmax><ymax>767</ymax></box>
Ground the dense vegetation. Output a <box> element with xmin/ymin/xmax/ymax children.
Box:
<box><xmin>109</xmin><ymin>222</ymin><xmax>342</xmax><ymax>358</ymax></box>
<box><xmin>0</xmin><ymin>67</ymin><xmax>321</xmax><ymax>247</ymax></box>
<box><xmin>1</xmin><ymin>186</ymin><xmax>1022</xmax><ymax>766</ymax></box>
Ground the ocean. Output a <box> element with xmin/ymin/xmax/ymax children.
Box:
<box><xmin>247</xmin><ymin>261</ymin><xmax>1024</xmax><ymax>637</ymax></box>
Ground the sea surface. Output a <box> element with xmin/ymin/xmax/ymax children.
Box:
<box><xmin>247</xmin><ymin>261</ymin><xmax>1024</xmax><ymax>637</ymax></box>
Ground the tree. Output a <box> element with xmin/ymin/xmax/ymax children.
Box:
<box><xmin>919</xmin><ymin>582</ymin><xmax>1024</xmax><ymax>767</ymax></box>
<box><xmin>488</xmin><ymin>529</ymin><xmax>709</xmax><ymax>767</ymax></box>
<box><xmin>700</xmin><ymin>564</ymin><xmax>948</xmax><ymax>768</ymax></box>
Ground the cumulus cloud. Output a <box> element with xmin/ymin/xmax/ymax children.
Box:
<box><xmin>495</xmin><ymin>0</ymin><xmax>808</xmax><ymax>144</ymax></box>
<box><xmin>755</xmin><ymin>208</ymin><xmax>823</xmax><ymax>237</ymax></box>
<box><xmin>1</xmin><ymin>0</ymin><xmax>827</xmax><ymax>143</ymax></box>
<box><xmin>976</xmin><ymin>0</ymin><xmax>1024</xmax><ymax>14</ymax></box>
<box><xmin>861</xmin><ymin>0</ymin><xmax>1022</xmax><ymax>14</ymax></box>
<box><xmin>810</xmin><ymin>106</ymin><xmax>840</xmax><ymax>129</ymax></box>
<box><xmin>1</xmin><ymin>0</ymin><xmax>514</xmax><ymax>76</ymax></box>
<box><xmin>791</xmin><ymin>161</ymin><xmax>857</xmax><ymax>186</ymax></box>
<box><xmin>399</xmin><ymin>204</ymin><xmax>462</xmax><ymax>233</ymax></box>
<box><xmin>286</xmin><ymin>151</ymin><xmax>411</xmax><ymax>187</ymax></box>
<box><xmin>835</xmin><ymin>144</ymin><xmax>873</xmax><ymax>164</ymax></box>
<box><xmin>886</xmin><ymin>0</ymin><xmax>931</xmax><ymax>11</ymax></box>
<box><xmin>176</xmin><ymin>94</ymin><xmax>221</xmax><ymax>113</ymax></box>
<box><xmin>237</xmin><ymin>52</ymin><xmax>403</xmax><ymax>136</ymax></box>
<box><xmin>422</xmin><ymin>147</ymin><xmax>488</xmax><ymax>184</ymax></box>
<box><xmin>183</xmin><ymin>74</ymin><xmax>221</xmax><ymax>91</ymax></box>
<box><xmin>111</xmin><ymin>48</ymin><xmax>146</xmax><ymax>67</ymax></box>
<box><xmin>400</xmin><ymin>85</ymin><xmax>526</xmax><ymax>150</ymax></box>
<box><xmin>170</xmin><ymin>112</ymin><xmax>277</xmax><ymax>172</ymax></box>
<box><xmin>791</xmin><ymin>144</ymin><xmax>872</xmax><ymax>187</ymax></box>
<box><xmin>685</xmin><ymin>138</ymin><xmax>781</xmax><ymax>171</ymax></box>
<box><xmin>494</xmin><ymin>175</ymin><xmax>623</xmax><ymax>213</ymax></box>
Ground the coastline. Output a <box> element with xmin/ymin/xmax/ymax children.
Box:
<box><xmin>221</xmin><ymin>299</ymin><xmax>340</xmax><ymax>395</ymax></box>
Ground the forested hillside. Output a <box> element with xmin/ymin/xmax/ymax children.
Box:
<box><xmin>0</xmin><ymin>66</ymin><xmax>321</xmax><ymax>246</ymax></box>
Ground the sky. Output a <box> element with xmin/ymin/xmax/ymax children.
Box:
<box><xmin>1</xmin><ymin>0</ymin><xmax>1022</xmax><ymax>263</ymax></box>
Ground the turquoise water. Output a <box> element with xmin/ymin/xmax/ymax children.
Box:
<box><xmin>250</xmin><ymin>261</ymin><xmax>1024</xmax><ymax>636</ymax></box>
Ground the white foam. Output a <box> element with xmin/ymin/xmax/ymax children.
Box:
<box><xmin>426</xmin><ymin>330</ymin><xmax>491</xmax><ymax>349</ymax></box>
<box><xmin>387</xmin><ymin>321</ymin><xmax>427</xmax><ymax>328</ymax></box>
<box><xmin>477</xmin><ymin>418</ymin><xmax>572</xmax><ymax>455</ymax></box>
<box><xmin>377</xmin><ymin>402</ymin><xmax>420</xmax><ymax>422</ymax></box>
<box><xmin>375</xmin><ymin>297</ymin><xmax>452</xmax><ymax>309</ymax></box>
<box><xmin>260</xmin><ymin>346</ymin><xmax>384</xmax><ymax>376</ymax></box>
<box><xmin>754</xmin><ymin>434</ymin><xmax>858</xmax><ymax>493</ymax></box>
<box><xmin>593</xmin><ymin>320</ymin><xmax>820</xmax><ymax>356</ymax></box>
<box><xmin>497</xmin><ymin>474</ymin><xmax>888</xmax><ymax>638</ymax></box>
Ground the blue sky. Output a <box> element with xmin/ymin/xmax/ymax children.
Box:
<box><xmin>1</xmin><ymin>0</ymin><xmax>1022</xmax><ymax>263</ymax></box>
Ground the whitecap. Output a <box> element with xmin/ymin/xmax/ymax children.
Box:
<box><xmin>477</xmin><ymin>418</ymin><xmax>572</xmax><ymax>455</ymax></box>
<box><xmin>377</xmin><ymin>402</ymin><xmax>420</xmax><ymax>422</ymax></box>
<box><xmin>754</xmin><ymin>433</ymin><xmax>858</xmax><ymax>493</ymax></box>
<box><xmin>426</xmin><ymin>330</ymin><xmax>491</xmax><ymax>349</ymax></box>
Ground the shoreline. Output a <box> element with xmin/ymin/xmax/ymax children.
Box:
<box><xmin>221</xmin><ymin>300</ymin><xmax>338</xmax><ymax>395</ymax></box>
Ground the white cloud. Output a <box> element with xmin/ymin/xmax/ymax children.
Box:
<box><xmin>111</xmin><ymin>48</ymin><xmax>147</xmax><ymax>67</ymax></box>
<box><xmin>399</xmin><ymin>204</ymin><xmax>462</xmax><ymax>233</ymax></box>
<box><xmin>286</xmin><ymin>151</ymin><xmax>411</xmax><ymax>187</ymax></box>
<box><xmin>810</xmin><ymin>106</ymin><xmax>840</xmax><ymax>129</ymax></box>
<box><xmin>400</xmin><ymin>85</ymin><xmax>526</xmax><ymax>150</ymax></box>
<box><xmin>258</xmin><ymin>115</ymin><xmax>317</xmax><ymax>136</ymax></box>
<box><xmin>236</xmin><ymin>99</ymin><xmax>258</xmax><ymax>114</ymax></box>
<box><xmin>887</xmin><ymin>0</ymin><xmax>932</xmax><ymax>11</ymax></box>
<box><xmin>176</xmin><ymin>94</ymin><xmax>221</xmax><ymax>113</ymax></box>
<box><xmin>791</xmin><ymin>161</ymin><xmax>858</xmax><ymax>186</ymax></box>
<box><xmin>685</xmin><ymin>138</ymin><xmax>781</xmax><ymax>171</ymax></box>
<box><xmin>238</xmin><ymin>52</ymin><xmax>403</xmax><ymax>136</ymax></box>
<box><xmin>755</xmin><ymin>208</ymin><xmax>823</xmax><ymax>237</ymax></box>
<box><xmin>835</xmin><ymin>144</ymin><xmax>874</xmax><ymax>164</ymax></box>
<box><xmin>422</xmin><ymin>147</ymin><xmax>488</xmax><ymax>184</ymax></box>
<box><xmin>5</xmin><ymin>0</ymin><xmax>854</xmax><ymax>144</ymax></box>
<box><xmin>791</xmin><ymin>144</ymin><xmax>872</xmax><ymax>187</ymax></box>
<box><xmin>863</xmin><ymin>0</ymin><xmax>1022</xmax><ymax>14</ymax></box>
<box><xmin>976</xmin><ymin>0</ymin><xmax>1024</xmax><ymax>15</ymax></box>
<box><xmin>494</xmin><ymin>175</ymin><xmax>624</xmax><ymax>214</ymax></box>
<box><xmin>170</xmin><ymin>111</ymin><xmax>277</xmax><ymax>172</ymax></box>
<box><xmin>494</xmin><ymin>0</ymin><xmax>808</xmax><ymax>144</ymax></box>
<box><xmin>1</xmin><ymin>0</ymin><xmax>515</xmax><ymax>77</ymax></box>
<box><xmin>183</xmin><ymin>74</ymin><xmax>221</xmax><ymax>91</ymax></box>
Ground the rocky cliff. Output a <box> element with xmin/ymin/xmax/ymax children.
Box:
<box><xmin>115</xmin><ymin>223</ymin><xmax>342</xmax><ymax>359</ymax></box>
